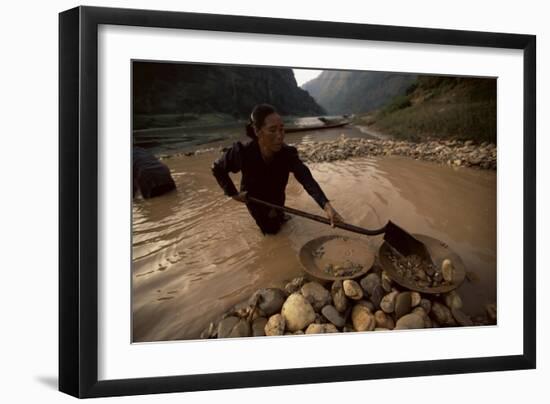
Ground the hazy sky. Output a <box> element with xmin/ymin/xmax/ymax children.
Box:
<box><xmin>293</xmin><ymin>68</ymin><xmax>323</xmax><ymax>87</ymax></box>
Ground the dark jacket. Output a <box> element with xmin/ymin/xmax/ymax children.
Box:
<box><xmin>212</xmin><ymin>140</ymin><xmax>328</xmax><ymax>233</ymax></box>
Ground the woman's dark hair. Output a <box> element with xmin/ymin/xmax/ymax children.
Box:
<box><xmin>245</xmin><ymin>103</ymin><xmax>277</xmax><ymax>140</ymax></box>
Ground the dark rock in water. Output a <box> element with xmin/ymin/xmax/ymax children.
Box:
<box><xmin>229</xmin><ymin>318</ymin><xmax>251</xmax><ymax>338</ymax></box>
<box><xmin>217</xmin><ymin>316</ymin><xmax>240</xmax><ymax>339</ymax></box>
<box><xmin>301</xmin><ymin>281</ymin><xmax>332</xmax><ymax>311</ymax></box>
<box><xmin>331</xmin><ymin>280</ymin><xmax>348</xmax><ymax>313</ymax></box>
<box><xmin>451</xmin><ymin>308</ymin><xmax>473</xmax><ymax>327</ymax></box>
<box><xmin>250</xmin><ymin>288</ymin><xmax>286</xmax><ymax>316</ymax></box>
<box><xmin>360</xmin><ymin>273</ymin><xmax>381</xmax><ymax>296</ymax></box>
<box><xmin>285</xmin><ymin>276</ymin><xmax>306</xmax><ymax>295</ymax></box>
<box><xmin>133</xmin><ymin>147</ymin><xmax>176</xmax><ymax>199</ymax></box>
<box><xmin>321</xmin><ymin>305</ymin><xmax>345</xmax><ymax>328</ymax></box>
<box><xmin>395</xmin><ymin>292</ymin><xmax>412</xmax><ymax>319</ymax></box>
<box><xmin>252</xmin><ymin>317</ymin><xmax>268</xmax><ymax>337</ymax></box>
<box><xmin>264</xmin><ymin>314</ymin><xmax>285</xmax><ymax>336</ymax></box>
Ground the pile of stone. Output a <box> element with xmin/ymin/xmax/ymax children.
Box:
<box><xmin>162</xmin><ymin>136</ymin><xmax>496</xmax><ymax>170</ymax></box>
<box><xmin>293</xmin><ymin>137</ymin><xmax>496</xmax><ymax>170</ymax></box>
<box><xmin>199</xmin><ymin>265</ymin><xmax>497</xmax><ymax>339</ymax></box>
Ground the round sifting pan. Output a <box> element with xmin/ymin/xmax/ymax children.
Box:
<box><xmin>379</xmin><ymin>234</ymin><xmax>466</xmax><ymax>294</ymax></box>
<box><xmin>299</xmin><ymin>235</ymin><xmax>376</xmax><ymax>281</ymax></box>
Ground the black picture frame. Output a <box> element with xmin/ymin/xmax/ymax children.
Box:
<box><xmin>59</xmin><ymin>5</ymin><xmax>536</xmax><ymax>399</ymax></box>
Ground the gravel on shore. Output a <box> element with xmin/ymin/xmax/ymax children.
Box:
<box><xmin>163</xmin><ymin>136</ymin><xmax>496</xmax><ymax>170</ymax></box>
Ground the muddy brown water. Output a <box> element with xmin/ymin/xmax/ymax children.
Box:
<box><xmin>132</xmin><ymin>135</ymin><xmax>496</xmax><ymax>342</ymax></box>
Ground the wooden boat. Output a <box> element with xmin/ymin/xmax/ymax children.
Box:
<box><xmin>285</xmin><ymin>120</ymin><xmax>350</xmax><ymax>133</ymax></box>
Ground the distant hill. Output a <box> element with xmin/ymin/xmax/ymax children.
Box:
<box><xmin>133</xmin><ymin>62</ymin><xmax>325</xmax><ymax>129</ymax></box>
<box><xmin>302</xmin><ymin>70</ymin><xmax>417</xmax><ymax>115</ymax></box>
<box><xmin>357</xmin><ymin>76</ymin><xmax>497</xmax><ymax>143</ymax></box>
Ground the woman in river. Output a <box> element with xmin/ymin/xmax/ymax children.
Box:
<box><xmin>212</xmin><ymin>103</ymin><xmax>343</xmax><ymax>235</ymax></box>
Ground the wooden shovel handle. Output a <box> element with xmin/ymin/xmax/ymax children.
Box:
<box><xmin>247</xmin><ymin>196</ymin><xmax>386</xmax><ymax>236</ymax></box>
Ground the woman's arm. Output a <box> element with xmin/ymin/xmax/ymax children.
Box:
<box><xmin>288</xmin><ymin>146</ymin><xmax>343</xmax><ymax>226</ymax></box>
<box><xmin>287</xmin><ymin>146</ymin><xmax>329</xmax><ymax>208</ymax></box>
<box><xmin>211</xmin><ymin>142</ymin><xmax>243</xmax><ymax>197</ymax></box>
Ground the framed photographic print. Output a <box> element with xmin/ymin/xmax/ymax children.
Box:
<box><xmin>59</xmin><ymin>5</ymin><xmax>536</xmax><ymax>398</ymax></box>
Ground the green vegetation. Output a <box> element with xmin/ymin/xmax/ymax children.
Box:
<box><xmin>380</xmin><ymin>95</ymin><xmax>412</xmax><ymax>115</ymax></box>
<box><xmin>361</xmin><ymin>77</ymin><xmax>497</xmax><ymax>143</ymax></box>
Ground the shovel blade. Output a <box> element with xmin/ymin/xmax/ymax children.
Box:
<box><xmin>383</xmin><ymin>221</ymin><xmax>434</xmax><ymax>264</ymax></box>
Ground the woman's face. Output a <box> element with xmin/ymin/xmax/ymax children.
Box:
<box><xmin>257</xmin><ymin>113</ymin><xmax>285</xmax><ymax>153</ymax></box>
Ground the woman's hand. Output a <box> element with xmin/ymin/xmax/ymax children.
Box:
<box><xmin>324</xmin><ymin>202</ymin><xmax>343</xmax><ymax>227</ymax></box>
<box><xmin>231</xmin><ymin>191</ymin><xmax>248</xmax><ymax>203</ymax></box>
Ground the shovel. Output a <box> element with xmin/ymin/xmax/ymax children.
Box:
<box><xmin>247</xmin><ymin>196</ymin><xmax>434</xmax><ymax>265</ymax></box>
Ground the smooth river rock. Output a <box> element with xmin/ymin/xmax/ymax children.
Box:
<box><xmin>351</xmin><ymin>304</ymin><xmax>375</xmax><ymax>331</ymax></box>
<box><xmin>444</xmin><ymin>290</ymin><xmax>463</xmax><ymax>310</ymax></box>
<box><xmin>420</xmin><ymin>298</ymin><xmax>432</xmax><ymax>314</ymax></box>
<box><xmin>411</xmin><ymin>292</ymin><xmax>422</xmax><ymax>308</ymax></box>
<box><xmin>370</xmin><ymin>285</ymin><xmax>385</xmax><ymax>309</ymax></box>
<box><xmin>228</xmin><ymin>318</ymin><xmax>251</xmax><ymax>338</ymax></box>
<box><xmin>343</xmin><ymin>279</ymin><xmax>364</xmax><ymax>300</ymax></box>
<box><xmin>360</xmin><ymin>273</ymin><xmax>381</xmax><ymax>296</ymax></box>
<box><xmin>331</xmin><ymin>280</ymin><xmax>349</xmax><ymax>313</ymax></box>
<box><xmin>380</xmin><ymin>291</ymin><xmax>399</xmax><ymax>313</ymax></box>
<box><xmin>431</xmin><ymin>302</ymin><xmax>457</xmax><ymax>326</ymax></box>
<box><xmin>321</xmin><ymin>305</ymin><xmax>345</xmax><ymax>328</ymax></box>
<box><xmin>251</xmin><ymin>288</ymin><xmax>287</xmax><ymax>316</ymax></box>
<box><xmin>356</xmin><ymin>299</ymin><xmax>375</xmax><ymax>313</ymax></box>
<box><xmin>374</xmin><ymin>310</ymin><xmax>395</xmax><ymax>330</ymax></box>
<box><xmin>451</xmin><ymin>308</ymin><xmax>474</xmax><ymax>326</ymax></box>
<box><xmin>264</xmin><ymin>314</ymin><xmax>285</xmax><ymax>336</ymax></box>
<box><xmin>252</xmin><ymin>317</ymin><xmax>268</xmax><ymax>337</ymax></box>
<box><xmin>395</xmin><ymin>313</ymin><xmax>425</xmax><ymax>330</ymax></box>
<box><xmin>412</xmin><ymin>307</ymin><xmax>432</xmax><ymax>328</ymax></box>
<box><xmin>305</xmin><ymin>323</ymin><xmax>339</xmax><ymax>334</ymax></box>
<box><xmin>217</xmin><ymin>316</ymin><xmax>240</xmax><ymax>339</ymax></box>
<box><xmin>284</xmin><ymin>276</ymin><xmax>306</xmax><ymax>295</ymax></box>
<box><xmin>395</xmin><ymin>292</ymin><xmax>412</xmax><ymax>319</ymax></box>
<box><xmin>281</xmin><ymin>293</ymin><xmax>316</xmax><ymax>332</ymax></box>
<box><xmin>301</xmin><ymin>281</ymin><xmax>332</xmax><ymax>311</ymax></box>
